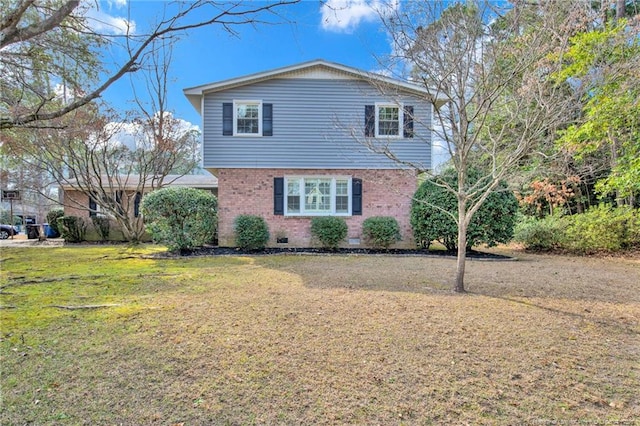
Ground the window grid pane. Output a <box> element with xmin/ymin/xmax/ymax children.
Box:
<box><xmin>305</xmin><ymin>179</ymin><xmax>332</xmax><ymax>212</ymax></box>
<box><xmin>236</xmin><ymin>104</ymin><xmax>259</xmax><ymax>134</ymax></box>
<box><xmin>287</xmin><ymin>197</ymin><xmax>300</xmax><ymax>212</ymax></box>
<box><xmin>335</xmin><ymin>196</ymin><xmax>349</xmax><ymax>213</ymax></box>
<box><xmin>287</xmin><ymin>180</ymin><xmax>300</xmax><ymax>213</ymax></box>
<box><xmin>335</xmin><ymin>180</ymin><xmax>349</xmax><ymax>213</ymax></box>
<box><xmin>378</xmin><ymin>106</ymin><xmax>400</xmax><ymax>136</ymax></box>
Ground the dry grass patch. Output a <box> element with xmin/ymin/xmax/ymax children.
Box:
<box><xmin>1</xmin><ymin>247</ymin><xmax>638</xmax><ymax>424</ymax></box>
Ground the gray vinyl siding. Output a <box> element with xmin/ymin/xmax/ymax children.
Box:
<box><xmin>202</xmin><ymin>78</ymin><xmax>432</xmax><ymax>170</ymax></box>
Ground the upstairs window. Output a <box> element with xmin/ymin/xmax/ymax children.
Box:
<box><xmin>376</xmin><ymin>104</ymin><xmax>401</xmax><ymax>137</ymax></box>
<box><xmin>234</xmin><ymin>101</ymin><xmax>261</xmax><ymax>136</ymax></box>
<box><xmin>223</xmin><ymin>101</ymin><xmax>272</xmax><ymax>136</ymax></box>
<box><xmin>365</xmin><ymin>104</ymin><xmax>414</xmax><ymax>138</ymax></box>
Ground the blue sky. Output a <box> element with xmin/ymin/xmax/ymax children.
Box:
<box><xmin>96</xmin><ymin>0</ymin><xmax>399</xmax><ymax>127</ymax></box>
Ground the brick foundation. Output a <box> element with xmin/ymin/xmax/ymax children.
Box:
<box><xmin>216</xmin><ymin>168</ymin><xmax>418</xmax><ymax>248</ymax></box>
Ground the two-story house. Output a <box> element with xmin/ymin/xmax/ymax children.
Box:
<box><xmin>184</xmin><ymin>59</ymin><xmax>434</xmax><ymax>248</ymax></box>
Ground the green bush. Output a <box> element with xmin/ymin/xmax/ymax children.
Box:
<box><xmin>513</xmin><ymin>215</ymin><xmax>567</xmax><ymax>251</ymax></box>
<box><xmin>46</xmin><ymin>209</ymin><xmax>64</xmax><ymax>235</ymax></box>
<box><xmin>514</xmin><ymin>206</ymin><xmax>640</xmax><ymax>253</ymax></box>
<box><xmin>310</xmin><ymin>216</ymin><xmax>347</xmax><ymax>250</ymax></box>
<box><xmin>411</xmin><ymin>169</ymin><xmax>519</xmax><ymax>250</ymax></box>
<box><xmin>57</xmin><ymin>216</ymin><xmax>87</xmax><ymax>243</ymax></box>
<box><xmin>362</xmin><ymin>216</ymin><xmax>401</xmax><ymax>249</ymax></box>
<box><xmin>91</xmin><ymin>216</ymin><xmax>110</xmax><ymax>241</ymax></box>
<box><xmin>234</xmin><ymin>215</ymin><xmax>269</xmax><ymax>250</ymax></box>
<box><xmin>564</xmin><ymin>204</ymin><xmax>638</xmax><ymax>253</ymax></box>
<box><xmin>0</xmin><ymin>210</ymin><xmax>21</xmax><ymax>226</ymax></box>
<box><xmin>141</xmin><ymin>187</ymin><xmax>217</xmax><ymax>252</ymax></box>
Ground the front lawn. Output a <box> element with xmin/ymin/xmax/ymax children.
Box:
<box><xmin>1</xmin><ymin>246</ymin><xmax>638</xmax><ymax>424</ymax></box>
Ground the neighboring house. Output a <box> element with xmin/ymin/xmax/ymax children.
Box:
<box><xmin>62</xmin><ymin>174</ymin><xmax>218</xmax><ymax>221</ymax></box>
<box><xmin>184</xmin><ymin>59</ymin><xmax>436</xmax><ymax>248</ymax></box>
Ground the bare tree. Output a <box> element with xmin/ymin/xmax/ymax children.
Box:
<box><xmin>363</xmin><ymin>1</ymin><xmax>579</xmax><ymax>292</ymax></box>
<box><xmin>0</xmin><ymin>0</ymin><xmax>299</xmax><ymax>129</ymax></box>
<box><xmin>1</xmin><ymin>38</ymin><xmax>202</xmax><ymax>242</ymax></box>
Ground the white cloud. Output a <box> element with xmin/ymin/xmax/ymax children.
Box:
<box><xmin>109</xmin><ymin>114</ymin><xmax>200</xmax><ymax>151</ymax></box>
<box><xmin>320</xmin><ymin>0</ymin><xmax>398</xmax><ymax>33</ymax></box>
<box><xmin>82</xmin><ymin>0</ymin><xmax>135</xmax><ymax>35</ymax></box>
<box><xmin>106</xmin><ymin>0</ymin><xmax>128</xmax><ymax>8</ymax></box>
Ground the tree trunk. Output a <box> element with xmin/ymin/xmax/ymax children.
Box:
<box><xmin>455</xmin><ymin>201</ymin><xmax>468</xmax><ymax>293</ymax></box>
<box><xmin>616</xmin><ymin>0</ymin><xmax>626</xmax><ymax>21</ymax></box>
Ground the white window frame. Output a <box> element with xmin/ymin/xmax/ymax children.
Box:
<box><xmin>375</xmin><ymin>102</ymin><xmax>403</xmax><ymax>138</ymax></box>
<box><xmin>233</xmin><ymin>100</ymin><xmax>262</xmax><ymax>136</ymax></box>
<box><xmin>284</xmin><ymin>176</ymin><xmax>352</xmax><ymax>216</ymax></box>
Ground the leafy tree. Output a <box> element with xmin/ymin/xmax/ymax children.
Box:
<box><xmin>553</xmin><ymin>22</ymin><xmax>640</xmax><ymax>204</ymax></box>
<box><xmin>411</xmin><ymin>169</ymin><xmax>519</xmax><ymax>251</ymax></box>
<box><xmin>141</xmin><ymin>187</ymin><xmax>217</xmax><ymax>252</ymax></box>
<box><xmin>502</xmin><ymin>2</ymin><xmax>640</xmax><ymax>213</ymax></box>
<box><xmin>0</xmin><ymin>0</ymin><xmax>299</xmax><ymax>129</ymax></box>
<box><xmin>516</xmin><ymin>177</ymin><xmax>580</xmax><ymax>217</ymax></box>
<box><xmin>367</xmin><ymin>1</ymin><xmax>573</xmax><ymax>292</ymax></box>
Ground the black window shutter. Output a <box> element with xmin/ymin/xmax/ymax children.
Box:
<box><xmin>364</xmin><ymin>105</ymin><xmax>375</xmax><ymax>137</ymax></box>
<box><xmin>263</xmin><ymin>103</ymin><xmax>273</xmax><ymax>136</ymax></box>
<box><xmin>115</xmin><ymin>190</ymin><xmax>124</xmax><ymax>215</ymax></box>
<box><xmin>274</xmin><ymin>177</ymin><xmax>284</xmax><ymax>215</ymax></box>
<box><xmin>89</xmin><ymin>195</ymin><xmax>97</xmax><ymax>217</ymax></box>
<box><xmin>222</xmin><ymin>103</ymin><xmax>233</xmax><ymax>136</ymax></box>
<box><xmin>134</xmin><ymin>192</ymin><xmax>142</xmax><ymax>217</ymax></box>
<box><xmin>403</xmin><ymin>105</ymin><xmax>414</xmax><ymax>138</ymax></box>
<box><xmin>352</xmin><ymin>178</ymin><xmax>362</xmax><ymax>215</ymax></box>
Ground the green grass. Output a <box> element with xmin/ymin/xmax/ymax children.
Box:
<box><xmin>1</xmin><ymin>246</ymin><xmax>639</xmax><ymax>424</ymax></box>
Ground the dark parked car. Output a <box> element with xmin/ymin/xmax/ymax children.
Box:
<box><xmin>0</xmin><ymin>224</ymin><xmax>19</xmax><ymax>239</ymax></box>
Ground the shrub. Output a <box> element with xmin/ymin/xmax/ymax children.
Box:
<box><xmin>141</xmin><ymin>187</ymin><xmax>217</xmax><ymax>252</ymax></box>
<box><xmin>91</xmin><ymin>216</ymin><xmax>110</xmax><ymax>241</ymax></box>
<box><xmin>411</xmin><ymin>168</ymin><xmax>519</xmax><ymax>250</ymax></box>
<box><xmin>563</xmin><ymin>204</ymin><xmax>638</xmax><ymax>253</ymax></box>
<box><xmin>362</xmin><ymin>216</ymin><xmax>401</xmax><ymax>249</ymax></box>
<box><xmin>0</xmin><ymin>210</ymin><xmax>21</xmax><ymax>226</ymax></box>
<box><xmin>513</xmin><ymin>215</ymin><xmax>567</xmax><ymax>251</ymax></box>
<box><xmin>46</xmin><ymin>209</ymin><xmax>64</xmax><ymax>235</ymax></box>
<box><xmin>57</xmin><ymin>216</ymin><xmax>87</xmax><ymax>243</ymax></box>
<box><xmin>626</xmin><ymin>208</ymin><xmax>640</xmax><ymax>249</ymax></box>
<box><xmin>514</xmin><ymin>206</ymin><xmax>640</xmax><ymax>253</ymax></box>
<box><xmin>310</xmin><ymin>216</ymin><xmax>347</xmax><ymax>250</ymax></box>
<box><xmin>234</xmin><ymin>215</ymin><xmax>269</xmax><ymax>250</ymax></box>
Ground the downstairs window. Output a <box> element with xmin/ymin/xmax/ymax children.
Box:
<box><xmin>284</xmin><ymin>177</ymin><xmax>351</xmax><ymax>216</ymax></box>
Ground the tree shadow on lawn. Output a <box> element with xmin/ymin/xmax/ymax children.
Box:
<box><xmin>250</xmin><ymin>250</ymin><xmax>640</xmax><ymax>304</ymax></box>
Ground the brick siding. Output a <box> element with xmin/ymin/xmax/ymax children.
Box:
<box><xmin>217</xmin><ymin>168</ymin><xmax>418</xmax><ymax>248</ymax></box>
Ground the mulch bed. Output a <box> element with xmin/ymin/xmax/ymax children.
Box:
<box><xmin>164</xmin><ymin>246</ymin><xmax>515</xmax><ymax>260</ymax></box>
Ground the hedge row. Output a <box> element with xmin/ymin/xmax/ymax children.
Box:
<box><xmin>513</xmin><ymin>205</ymin><xmax>640</xmax><ymax>253</ymax></box>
